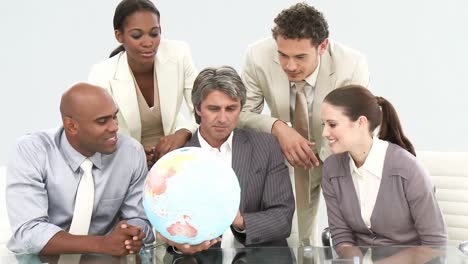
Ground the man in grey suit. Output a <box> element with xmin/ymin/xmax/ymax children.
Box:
<box><xmin>238</xmin><ymin>3</ymin><xmax>370</xmax><ymax>244</ymax></box>
<box><xmin>159</xmin><ymin>66</ymin><xmax>295</xmax><ymax>255</ymax></box>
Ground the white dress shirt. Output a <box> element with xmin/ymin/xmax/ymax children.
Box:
<box><xmin>349</xmin><ymin>137</ymin><xmax>388</xmax><ymax>228</ymax></box>
<box><xmin>197</xmin><ymin>130</ymin><xmax>233</xmax><ymax>167</ymax></box>
<box><xmin>197</xmin><ymin>130</ymin><xmax>243</xmax><ymax>249</ymax></box>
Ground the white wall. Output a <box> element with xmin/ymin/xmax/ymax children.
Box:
<box><xmin>1</xmin><ymin>0</ymin><xmax>467</xmax><ymax>165</ymax></box>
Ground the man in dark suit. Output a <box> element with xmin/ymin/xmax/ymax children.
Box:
<box><xmin>158</xmin><ymin>66</ymin><xmax>295</xmax><ymax>256</ymax></box>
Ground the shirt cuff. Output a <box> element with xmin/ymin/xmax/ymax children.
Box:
<box><xmin>16</xmin><ymin>223</ymin><xmax>63</xmax><ymax>254</ymax></box>
<box><xmin>232</xmin><ymin>226</ymin><xmax>246</xmax><ymax>234</ymax></box>
<box><xmin>168</xmin><ymin>245</ymin><xmax>183</xmax><ymax>255</ymax></box>
<box><xmin>126</xmin><ymin>219</ymin><xmax>155</xmax><ymax>244</ymax></box>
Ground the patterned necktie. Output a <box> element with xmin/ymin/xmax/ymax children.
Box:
<box><xmin>293</xmin><ymin>81</ymin><xmax>309</xmax><ymax>139</ymax></box>
<box><xmin>69</xmin><ymin>158</ymin><xmax>94</xmax><ymax>235</ymax></box>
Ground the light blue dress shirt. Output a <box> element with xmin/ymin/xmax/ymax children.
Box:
<box><xmin>6</xmin><ymin>127</ymin><xmax>154</xmax><ymax>254</ymax></box>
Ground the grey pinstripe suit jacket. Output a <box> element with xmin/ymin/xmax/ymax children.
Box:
<box><xmin>186</xmin><ymin>128</ymin><xmax>295</xmax><ymax>246</ymax></box>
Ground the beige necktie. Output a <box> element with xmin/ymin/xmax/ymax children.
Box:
<box><xmin>293</xmin><ymin>81</ymin><xmax>310</xmax><ymax>139</ymax></box>
<box><xmin>292</xmin><ymin>81</ymin><xmax>312</xmax><ymax>224</ymax></box>
<box><xmin>69</xmin><ymin>158</ymin><xmax>94</xmax><ymax>235</ymax></box>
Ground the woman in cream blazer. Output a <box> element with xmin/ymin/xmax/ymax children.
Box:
<box><xmin>88</xmin><ymin>0</ymin><xmax>197</xmax><ymax>167</ymax></box>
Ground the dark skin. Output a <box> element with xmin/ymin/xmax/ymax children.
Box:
<box><xmin>44</xmin><ymin>83</ymin><xmax>146</xmax><ymax>256</ymax></box>
<box><xmin>115</xmin><ymin>11</ymin><xmax>192</xmax><ymax>168</ymax></box>
<box><xmin>134</xmin><ymin>70</ymin><xmax>155</xmax><ymax>107</ymax></box>
<box><xmin>134</xmin><ymin>67</ymin><xmax>193</xmax><ymax>166</ymax></box>
<box><xmin>40</xmin><ymin>221</ymin><xmax>144</xmax><ymax>256</ymax></box>
<box><xmin>132</xmin><ymin>58</ymin><xmax>191</xmax><ymax>168</ymax></box>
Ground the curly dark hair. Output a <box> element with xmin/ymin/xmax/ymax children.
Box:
<box><xmin>272</xmin><ymin>3</ymin><xmax>329</xmax><ymax>47</ymax></box>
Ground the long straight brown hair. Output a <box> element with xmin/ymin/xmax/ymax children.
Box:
<box><xmin>324</xmin><ymin>85</ymin><xmax>415</xmax><ymax>156</ymax></box>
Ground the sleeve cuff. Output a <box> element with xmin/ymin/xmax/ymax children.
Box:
<box><xmin>26</xmin><ymin>224</ymin><xmax>63</xmax><ymax>254</ymax></box>
<box><xmin>232</xmin><ymin>226</ymin><xmax>246</xmax><ymax>234</ymax></box>
<box><xmin>166</xmin><ymin>245</ymin><xmax>183</xmax><ymax>255</ymax></box>
<box><xmin>126</xmin><ymin>219</ymin><xmax>155</xmax><ymax>244</ymax></box>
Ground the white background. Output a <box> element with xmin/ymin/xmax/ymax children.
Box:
<box><xmin>1</xmin><ymin>0</ymin><xmax>467</xmax><ymax>165</ymax></box>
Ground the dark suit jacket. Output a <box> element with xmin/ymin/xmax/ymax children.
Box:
<box><xmin>186</xmin><ymin>128</ymin><xmax>295</xmax><ymax>246</ymax></box>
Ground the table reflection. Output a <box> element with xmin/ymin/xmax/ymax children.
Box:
<box><xmin>0</xmin><ymin>245</ymin><xmax>466</xmax><ymax>264</ymax></box>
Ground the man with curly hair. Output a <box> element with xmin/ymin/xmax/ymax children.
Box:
<box><xmin>238</xmin><ymin>3</ymin><xmax>370</xmax><ymax>245</ymax></box>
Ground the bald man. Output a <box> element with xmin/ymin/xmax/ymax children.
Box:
<box><xmin>6</xmin><ymin>83</ymin><xmax>154</xmax><ymax>256</ymax></box>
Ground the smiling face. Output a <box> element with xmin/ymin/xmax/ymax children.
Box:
<box><xmin>276</xmin><ymin>35</ymin><xmax>328</xmax><ymax>82</ymax></box>
<box><xmin>63</xmin><ymin>85</ymin><xmax>120</xmax><ymax>157</ymax></box>
<box><xmin>115</xmin><ymin>10</ymin><xmax>161</xmax><ymax>70</ymax></box>
<box><xmin>321</xmin><ymin>102</ymin><xmax>366</xmax><ymax>154</ymax></box>
<box><xmin>72</xmin><ymin>104</ymin><xmax>119</xmax><ymax>157</ymax></box>
<box><xmin>196</xmin><ymin>90</ymin><xmax>241</xmax><ymax>149</ymax></box>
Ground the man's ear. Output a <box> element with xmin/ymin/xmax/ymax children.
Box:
<box><xmin>318</xmin><ymin>38</ymin><xmax>329</xmax><ymax>55</ymax></box>
<box><xmin>195</xmin><ymin>106</ymin><xmax>202</xmax><ymax>116</ymax></box>
<box><xmin>63</xmin><ymin>117</ymin><xmax>78</xmax><ymax>135</ymax></box>
<box><xmin>115</xmin><ymin>30</ymin><xmax>123</xmax><ymax>43</ymax></box>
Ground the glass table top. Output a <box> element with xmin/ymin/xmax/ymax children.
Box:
<box><xmin>1</xmin><ymin>244</ymin><xmax>467</xmax><ymax>264</ymax></box>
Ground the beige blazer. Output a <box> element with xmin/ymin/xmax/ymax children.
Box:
<box><xmin>239</xmin><ymin>37</ymin><xmax>370</xmax><ymax>161</ymax></box>
<box><xmin>88</xmin><ymin>39</ymin><xmax>198</xmax><ymax>142</ymax></box>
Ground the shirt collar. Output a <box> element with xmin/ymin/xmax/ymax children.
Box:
<box><xmin>59</xmin><ymin>128</ymin><xmax>103</xmax><ymax>172</ymax></box>
<box><xmin>349</xmin><ymin>137</ymin><xmax>388</xmax><ymax>178</ymax></box>
<box><xmin>197</xmin><ymin>129</ymin><xmax>233</xmax><ymax>153</ymax></box>
<box><xmin>293</xmin><ymin>57</ymin><xmax>321</xmax><ymax>88</ymax></box>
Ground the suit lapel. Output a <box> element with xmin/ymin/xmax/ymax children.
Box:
<box><xmin>231</xmin><ymin>129</ymin><xmax>251</xmax><ymax>209</ymax></box>
<box><xmin>110</xmin><ymin>52</ymin><xmax>142</xmax><ymax>141</ymax></box>
<box><xmin>155</xmin><ymin>50</ymin><xmax>178</xmax><ymax>135</ymax></box>
<box><xmin>311</xmin><ymin>46</ymin><xmax>336</xmax><ymax>155</ymax></box>
<box><xmin>271</xmin><ymin>49</ymin><xmax>291</xmax><ymax>121</ymax></box>
<box><xmin>185</xmin><ymin>130</ymin><xmax>201</xmax><ymax>147</ymax></box>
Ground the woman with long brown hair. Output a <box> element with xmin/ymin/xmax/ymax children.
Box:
<box><xmin>320</xmin><ymin>85</ymin><xmax>446</xmax><ymax>257</ymax></box>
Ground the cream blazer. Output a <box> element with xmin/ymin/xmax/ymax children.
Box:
<box><xmin>239</xmin><ymin>37</ymin><xmax>370</xmax><ymax>161</ymax></box>
<box><xmin>88</xmin><ymin>39</ymin><xmax>198</xmax><ymax>142</ymax></box>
